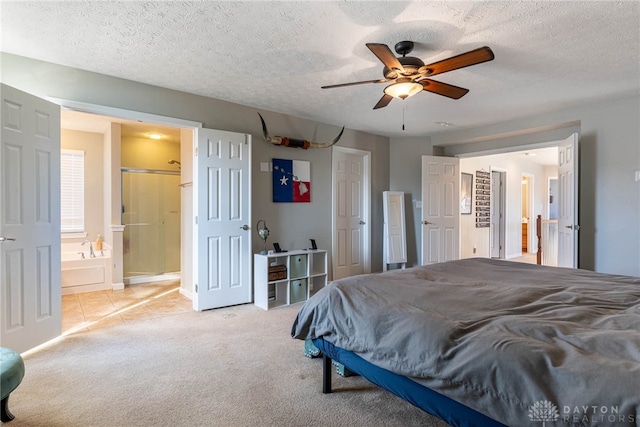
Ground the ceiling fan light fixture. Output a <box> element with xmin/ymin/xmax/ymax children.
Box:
<box><xmin>384</xmin><ymin>79</ymin><xmax>423</xmax><ymax>100</ymax></box>
<box><xmin>324</xmin><ymin>42</ymin><xmax>494</xmax><ymax>109</ymax></box>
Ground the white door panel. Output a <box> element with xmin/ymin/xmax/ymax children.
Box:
<box><xmin>421</xmin><ymin>156</ymin><xmax>459</xmax><ymax>265</ymax></box>
<box><xmin>425</xmin><ymin>228</ymin><xmax>440</xmax><ymax>264</ymax></box>
<box><xmin>194</xmin><ymin>128</ymin><xmax>251</xmax><ymax>310</ymax></box>
<box><xmin>557</xmin><ymin>133</ymin><xmax>579</xmax><ymax>268</ymax></box>
<box><xmin>1</xmin><ymin>84</ymin><xmax>61</xmax><ymax>353</ymax></box>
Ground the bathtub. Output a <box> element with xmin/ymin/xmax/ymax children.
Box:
<box><xmin>61</xmin><ymin>242</ymin><xmax>113</xmax><ymax>294</ymax></box>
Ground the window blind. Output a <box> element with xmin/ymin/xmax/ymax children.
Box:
<box><xmin>60</xmin><ymin>149</ymin><xmax>85</xmax><ymax>233</ymax></box>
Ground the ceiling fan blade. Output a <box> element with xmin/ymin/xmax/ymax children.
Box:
<box><xmin>421</xmin><ymin>79</ymin><xmax>469</xmax><ymax>99</ymax></box>
<box><xmin>366</xmin><ymin>43</ymin><xmax>404</xmax><ymax>72</ymax></box>
<box><xmin>420</xmin><ymin>46</ymin><xmax>494</xmax><ymax>77</ymax></box>
<box><xmin>321</xmin><ymin>79</ymin><xmax>388</xmax><ymax>89</ymax></box>
<box><xmin>373</xmin><ymin>94</ymin><xmax>393</xmax><ymax>110</ymax></box>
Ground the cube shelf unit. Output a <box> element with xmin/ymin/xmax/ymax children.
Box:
<box><xmin>254</xmin><ymin>249</ymin><xmax>327</xmax><ymax>310</ymax></box>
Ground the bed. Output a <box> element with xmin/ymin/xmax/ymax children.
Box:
<box><xmin>291</xmin><ymin>258</ymin><xmax>640</xmax><ymax>427</ymax></box>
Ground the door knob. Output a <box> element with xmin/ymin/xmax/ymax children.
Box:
<box><xmin>0</xmin><ymin>236</ymin><xmax>16</xmax><ymax>242</ymax></box>
<box><xmin>240</xmin><ymin>225</ymin><xmax>249</xmax><ymax>230</ymax></box>
<box><xmin>359</xmin><ymin>221</ymin><xmax>366</xmax><ymax>225</ymax></box>
<box><xmin>422</xmin><ymin>221</ymin><xmax>434</xmax><ymax>225</ymax></box>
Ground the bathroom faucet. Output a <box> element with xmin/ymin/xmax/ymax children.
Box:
<box><xmin>82</xmin><ymin>240</ymin><xmax>96</xmax><ymax>258</ymax></box>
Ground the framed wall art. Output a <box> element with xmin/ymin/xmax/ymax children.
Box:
<box><xmin>272</xmin><ymin>158</ymin><xmax>311</xmax><ymax>203</ymax></box>
<box><xmin>475</xmin><ymin>170</ymin><xmax>491</xmax><ymax>228</ymax></box>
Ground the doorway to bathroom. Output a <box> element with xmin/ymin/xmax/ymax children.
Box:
<box><xmin>121</xmin><ymin>168</ymin><xmax>181</xmax><ymax>284</ymax></box>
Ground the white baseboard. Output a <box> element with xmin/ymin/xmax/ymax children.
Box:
<box><xmin>179</xmin><ymin>287</ymin><xmax>193</xmax><ymax>300</ymax></box>
<box><xmin>124</xmin><ymin>273</ymin><xmax>181</xmax><ymax>285</ymax></box>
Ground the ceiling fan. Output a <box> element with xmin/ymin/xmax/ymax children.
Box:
<box><xmin>322</xmin><ymin>41</ymin><xmax>494</xmax><ymax>109</ymax></box>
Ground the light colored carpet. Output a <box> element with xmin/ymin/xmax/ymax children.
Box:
<box><xmin>9</xmin><ymin>303</ymin><xmax>450</xmax><ymax>427</ymax></box>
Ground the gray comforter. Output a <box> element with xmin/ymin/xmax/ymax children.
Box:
<box><xmin>291</xmin><ymin>258</ymin><xmax>640</xmax><ymax>426</ymax></box>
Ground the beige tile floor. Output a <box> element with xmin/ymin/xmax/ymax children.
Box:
<box><xmin>62</xmin><ymin>280</ymin><xmax>192</xmax><ymax>334</ymax></box>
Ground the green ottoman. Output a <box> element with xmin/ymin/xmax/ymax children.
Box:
<box><xmin>1</xmin><ymin>347</ymin><xmax>25</xmax><ymax>422</ymax></box>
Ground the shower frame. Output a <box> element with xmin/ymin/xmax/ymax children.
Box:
<box><xmin>121</xmin><ymin>167</ymin><xmax>181</xmax><ymax>284</ymax></box>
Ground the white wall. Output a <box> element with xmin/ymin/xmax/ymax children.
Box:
<box><xmin>543</xmin><ymin>165</ymin><xmax>558</xmax><ymax>220</ymax></box>
<box><xmin>180</xmin><ymin>129</ymin><xmax>194</xmax><ymax>296</ymax></box>
<box><xmin>60</xmin><ymin>129</ymin><xmax>104</xmax><ymax>244</ymax></box>
<box><xmin>460</xmin><ymin>153</ymin><xmax>549</xmax><ymax>259</ymax></box>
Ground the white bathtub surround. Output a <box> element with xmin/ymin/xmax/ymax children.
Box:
<box><xmin>110</xmin><ymin>225</ymin><xmax>125</xmax><ymax>291</ymax></box>
<box><xmin>61</xmin><ymin>242</ymin><xmax>113</xmax><ymax>294</ymax></box>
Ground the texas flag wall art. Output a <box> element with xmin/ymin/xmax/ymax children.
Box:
<box><xmin>272</xmin><ymin>158</ymin><xmax>311</xmax><ymax>203</ymax></box>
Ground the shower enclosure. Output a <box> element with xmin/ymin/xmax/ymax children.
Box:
<box><xmin>121</xmin><ymin>168</ymin><xmax>181</xmax><ymax>283</ymax></box>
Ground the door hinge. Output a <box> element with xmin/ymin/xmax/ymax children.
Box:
<box><xmin>244</xmin><ymin>134</ymin><xmax>248</xmax><ymax>145</ymax></box>
<box><xmin>195</xmin><ymin>284</ymin><xmax>198</xmax><ymax>293</ymax></box>
<box><xmin>195</xmin><ymin>216</ymin><xmax>198</xmax><ymax>225</ymax></box>
<box><xmin>195</xmin><ymin>146</ymin><xmax>198</xmax><ymax>157</ymax></box>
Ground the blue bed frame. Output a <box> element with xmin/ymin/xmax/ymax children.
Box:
<box><xmin>312</xmin><ymin>338</ymin><xmax>506</xmax><ymax>427</ymax></box>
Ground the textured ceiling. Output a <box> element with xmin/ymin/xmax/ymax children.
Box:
<box><xmin>2</xmin><ymin>1</ymin><xmax>639</xmax><ymax>138</ymax></box>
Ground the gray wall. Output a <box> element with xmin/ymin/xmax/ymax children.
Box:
<box><xmin>390</xmin><ymin>94</ymin><xmax>640</xmax><ymax>276</ymax></box>
<box><xmin>1</xmin><ymin>53</ymin><xmax>390</xmax><ymax>276</ymax></box>
<box><xmin>388</xmin><ymin>136</ymin><xmax>434</xmax><ymax>267</ymax></box>
<box><xmin>3</xmin><ymin>52</ymin><xmax>638</xmax><ymax>277</ymax></box>
<box><xmin>433</xmin><ymin>96</ymin><xmax>640</xmax><ymax>277</ymax></box>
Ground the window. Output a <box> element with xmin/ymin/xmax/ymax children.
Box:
<box><xmin>60</xmin><ymin>149</ymin><xmax>84</xmax><ymax>233</ymax></box>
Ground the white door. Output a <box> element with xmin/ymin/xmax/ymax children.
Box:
<box><xmin>382</xmin><ymin>191</ymin><xmax>407</xmax><ymax>270</ymax></box>
<box><xmin>557</xmin><ymin>133</ymin><xmax>579</xmax><ymax>268</ymax></box>
<box><xmin>1</xmin><ymin>84</ymin><xmax>61</xmax><ymax>353</ymax></box>
<box><xmin>332</xmin><ymin>147</ymin><xmax>370</xmax><ymax>279</ymax></box>
<box><xmin>421</xmin><ymin>156</ymin><xmax>459</xmax><ymax>264</ymax></box>
<box><xmin>194</xmin><ymin>128</ymin><xmax>252</xmax><ymax>310</ymax></box>
<box><xmin>490</xmin><ymin>171</ymin><xmax>505</xmax><ymax>259</ymax></box>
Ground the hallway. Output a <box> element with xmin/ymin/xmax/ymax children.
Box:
<box><xmin>508</xmin><ymin>253</ymin><xmax>537</xmax><ymax>264</ymax></box>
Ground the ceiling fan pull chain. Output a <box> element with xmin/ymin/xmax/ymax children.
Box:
<box><xmin>402</xmin><ymin>104</ymin><xmax>406</xmax><ymax>131</ymax></box>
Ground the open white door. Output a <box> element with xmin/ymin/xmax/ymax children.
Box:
<box><xmin>194</xmin><ymin>128</ymin><xmax>252</xmax><ymax>310</ymax></box>
<box><xmin>332</xmin><ymin>147</ymin><xmax>370</xmax><ymax>279</ymax></box>
<box><xmin>490</xmin><ymin>170</ymin><xmax>506</xmax><ymax>259</ymax></box>
<box><xmin>382</xmin><ymin>191</ymin><xmax>407</xmax><ymax>270</ymax></box>
<box><xmin>1</xmin><ymin>84</ymin><xmax>61</xmax><ymax>353</ymax></box>
<box><xmin>421</xmin><ymin>156</ymin><xmax>460</xmax><ymax>265</ymax></box>
<box><xmin>557</xmin><ymin>133</ymin><xmax>579</xmax><ymax>268</ymax></box>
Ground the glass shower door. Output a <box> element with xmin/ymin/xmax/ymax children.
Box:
<box><xmin>122</xmin><ymin>170</ymin><xmax>181</xmax><ymax>280</ymax></box>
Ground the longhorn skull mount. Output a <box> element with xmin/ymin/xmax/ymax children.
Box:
<box><xmin>258</xmin><ymin>113</ymin><xmax>344</xmax><ymax>149</ymax></box>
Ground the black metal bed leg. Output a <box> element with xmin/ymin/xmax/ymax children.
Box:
<box><xmin>322</xmin><ymin>353</ymin><xmax>332</xmax><ymax>394</ymax></box>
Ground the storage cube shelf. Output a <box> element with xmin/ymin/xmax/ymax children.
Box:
<box><xmin>254</xmin><ymin>250</ymin><xmax>327</xmax><ymax>310</ymax></box>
